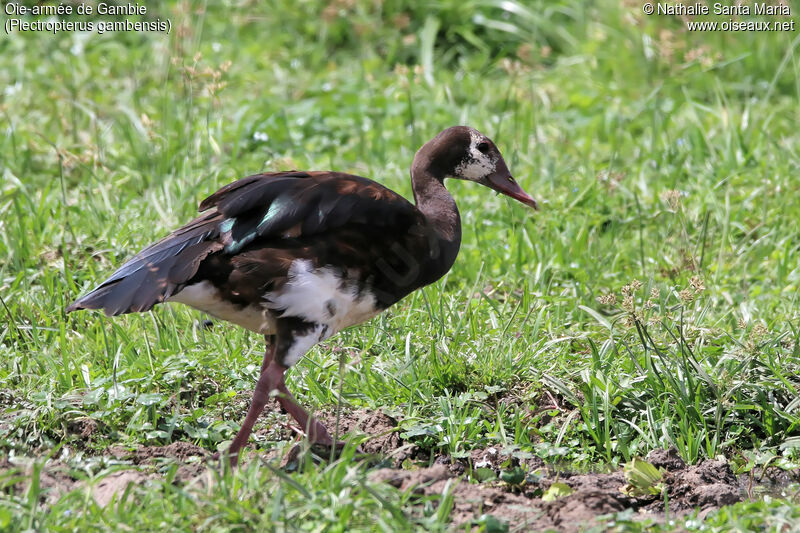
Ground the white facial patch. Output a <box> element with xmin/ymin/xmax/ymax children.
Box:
<box><xmin>454</xmin><ymin>129</ymin><xmax>497</xmax><ymax>181</ymax></box>
<box><xmin>266</xmin><ymin>259</ymin><xmax>380</xmax><ymax>335</ymax></box>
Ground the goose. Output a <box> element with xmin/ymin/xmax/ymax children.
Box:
<box><xmin>66</xmin><ymin>126</ymin><xmax>538</xmax><ymax>465</ymax></box>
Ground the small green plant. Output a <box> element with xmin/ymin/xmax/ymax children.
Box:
<box><xmin>499</xmin><ymin>465</ymin><xmax>525</xmax><ymax>487</ymax></box>
<box><xmin>621</xmin><ymin>458</ymin><xmax>665</xmax><ymax>499</ymax></box>
<box><xmin>542</xmin><ymin>482</ymin><xmax>574</xmax><ymax>502</ymax></box>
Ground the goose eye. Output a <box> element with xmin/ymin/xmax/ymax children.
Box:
<box><xmin>477</xmin><ymin>142</ymin><xmax>489</xmax><ymax>154</ymax></box>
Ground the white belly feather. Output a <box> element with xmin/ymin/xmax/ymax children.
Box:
<box><xmin>167</xmin><ymin>281</ymin><xmax>277</xmax><ymax>334</ymax></box>
<box><xmin>167</xmin><ymin>260</ymin><xmax>381</xmax><ymax>350</ymax></box>
<box><xmin>266</xmin><ymin>260</ymin><xmax>381</xmax><ymax>333</ymax></box>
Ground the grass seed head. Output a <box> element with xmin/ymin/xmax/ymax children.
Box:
<box><xmin>689</xmin><ymin>276</ymin><xmax>705</xmax><ymax>293</ymax></box>
<box><xmin>596</xmin><ymin>293</ymin><xmax>617</xmax><ymax>306</ymax></box>
<box><xmin>660</xmin><ymin>189</ymin><xmax>681</xmax><ymax>210</ymax></box>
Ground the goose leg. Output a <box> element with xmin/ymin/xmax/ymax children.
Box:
<box><xmin>262</xmin><ymin>334</ymin><xmax>333</xmax><ymax>444</ymax></box>
<box><xmin>225</xmin><ymin>342</ymin><xmax>280</xmax><ymax>466</ymax></box>
<box><xmin>270</xmin><ymin>368</ymin><xmax>334</xmax><ymax>447</ymax></box>
<box><xmin>260</xmin><ymin>334</ymin><xmax>276</xmax><ymax>374</ymax></box>
<box><xmin>224</xmin><ymin>332</ymin><xmax>338</xmax><ymax>466</ymax></box>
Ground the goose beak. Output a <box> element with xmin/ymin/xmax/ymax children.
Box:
<box><xmin>487</xmin><ymin>171</ymin><xmax>538</xmax><ymax>210</ymax></box>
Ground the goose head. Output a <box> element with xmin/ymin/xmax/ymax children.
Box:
<box><xmin>414</xmin><ymin>126</ymin><xmax>538</xmax><ymax>209</ymax></box>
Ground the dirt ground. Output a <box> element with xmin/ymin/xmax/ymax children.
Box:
<box><xmin>2</xmin><ymin>407</ymin><xmax>795</xmax><ymax>531</ymax></box>
<box><xmin>368</xmin><ymin>447</ymin><xmax>743</xmax><ymax>530</ymax></box>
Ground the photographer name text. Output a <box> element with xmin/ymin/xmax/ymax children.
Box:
<box><xmin>654</xmin><ymin>2</ymin><xmax>789</xmax><ymax>16</ymax></box>
<box><xmin>641</xmin><ymin>2</ymin><xmax>795</xmax><ymax>31</ymax></box>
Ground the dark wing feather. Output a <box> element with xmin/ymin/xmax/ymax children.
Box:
<box><xmin>211</xmin><ymin>171</ymin><xmax>422</xmax><ymax>252</ymax></box>
<box><xmin>67</xmin><ymin>171</ymin><xmax>425</xmax><ymax>316</ymax></box>
<box><xmin>197</xmin><ymin>172</ymin><xmax>305</xmax><ymax>212</ymax></box>
<box><xmin>215</xmin><ymin>175</ymin><xmax>308</xmax><ymax>217</ymax></box>
<box><xmin>66</xmin><ymin>211</ymin><xmax>224</xmax><ymax>315</ymax></box>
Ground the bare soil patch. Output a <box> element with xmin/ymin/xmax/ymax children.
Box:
<box><xmin>0</xmin><ymin>456</ymin><xmax>157</xmax><ymax>507</ymax></box>
<box><xmin>255</xmin><ymin>407</ymin><xmax>753</xmax><ymax>529</ymax></box>
<box><xmin>105</xmin><ymin>441</ymin><xmax>212</xmax><ymax>484</ymax></box>
<box><xmin>0</xmin><ymin>456</ymin><xmax>77</xmax><ymax>506</ymax></box>
<box><xmin>107</xmin><ymin>441</ymin><xmax>209</xmax><ymax>463</ymax></box>
<box><xmin>91</xmin><ymin>470</ymin><xmax>156</xmax><ymax>507</ymax></box>
<box><xmin>0</xmin><ymin>407</ymin><xmax>785</xmax><ymax>529</ymax></box>
<box><xmin>368</xmin><ymin>448</ymin><xmax>743</xmax><ymax>531</ymax></box>
<box><xmin>315</xmin><ymin>407</ymin><xmax>414</xmax><ymax>464</ymax></box>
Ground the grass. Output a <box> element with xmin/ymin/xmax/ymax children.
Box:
<box><xmin>1</xmin><ymin>0</ymin><xmax>800</xmax><ymax>530</ymax></box>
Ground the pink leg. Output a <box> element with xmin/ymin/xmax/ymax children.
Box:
<box><xmin>273</xmin><ymin>378</ymin><xmax>334</xmax><ymax>446</ymax></box>
<box><xmin>225</xmin><ymin>348</ymin><xmax>280</xmax><ymax>466</ymax></box>
<box><xmin>224</xmin><ymin>360</ymin><xmax>337</xmax><ymax>466</ymax></box>
<box><xmin>260</xmin><ymin>335</ymin><xmax>275</xmax><ymax>374</ymax></box>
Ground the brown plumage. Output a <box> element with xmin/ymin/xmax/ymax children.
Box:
<box><xmin>67</xmin><ymin>126</ymin><xmax>537</xmax><ymax>465</ymax></box>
